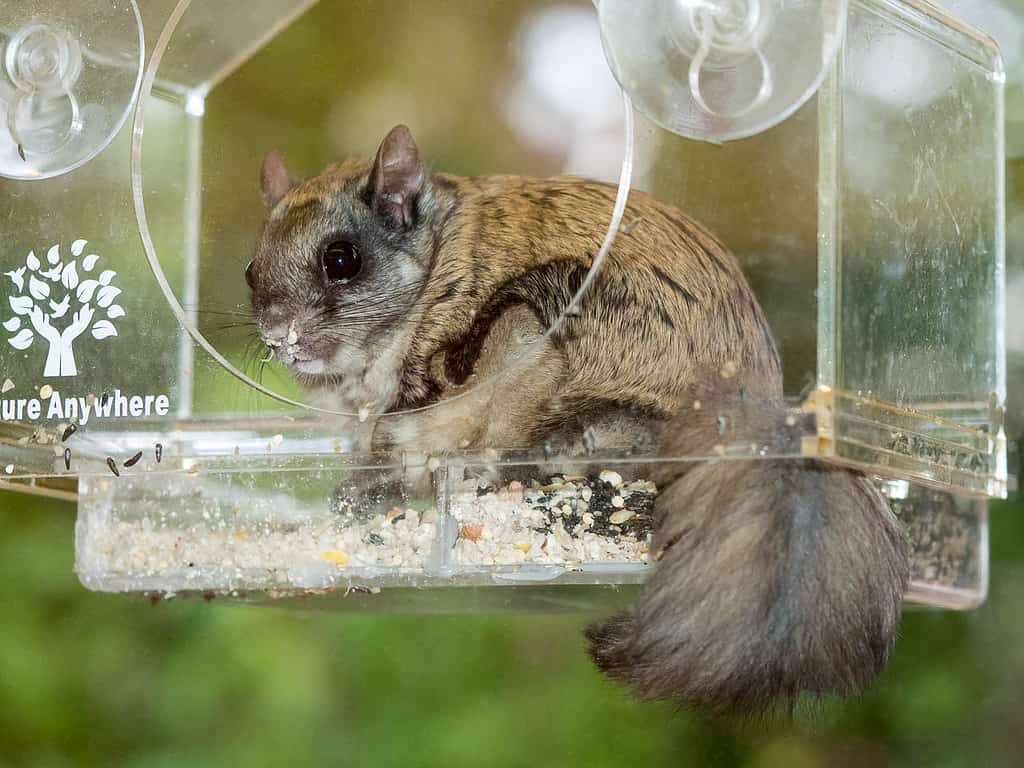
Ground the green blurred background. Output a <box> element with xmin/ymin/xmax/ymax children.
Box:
<box><xmin>4</xmin><ymin>0</ymin><xmax>1024</xmax><ymax>765</ymax></box>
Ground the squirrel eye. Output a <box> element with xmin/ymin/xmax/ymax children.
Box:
<box><xmin>244</xmin><ymin>260</ymin><xmax>256</xmax><ymax>289</ymax></box>
<box><xmin>322</xmin><ymin>241</ymin><xmax>362</xmax><ymax>284</ymax></box>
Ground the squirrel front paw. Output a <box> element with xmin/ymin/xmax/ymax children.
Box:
<box><xmin>328</xmin><ymin>472</ymin><xmax>407</xmax><ymax>526</ymax></box>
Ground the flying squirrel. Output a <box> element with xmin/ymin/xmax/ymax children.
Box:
<box><xmin>247</xmin><ymin>125</ymin><xmax>909</xmax><ymax>714</ymax></box>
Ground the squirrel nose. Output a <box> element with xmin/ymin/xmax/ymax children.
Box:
<box><xmin>262</xmin><ymin>322</ymin><xmax>289</xmax><ymax>347</ymax></box>
<box><xmin>260</xmin><ymin>313</ymin><xmax>300</xmax><ymax>349</ymax></box>
<box><xmin>258</xmin><ymin>303</ymin><xmax>289</xmax><ymax>344</ymax></box>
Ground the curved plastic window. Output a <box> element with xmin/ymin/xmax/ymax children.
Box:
<box><xmin>131</xmin><ymin>0</ymin><xmax>633</xmax><ymax>418</ymax></box>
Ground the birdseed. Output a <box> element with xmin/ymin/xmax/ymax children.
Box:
<box><xmin>891</xmin><ymin>488</ymin><xmax>982</xmax><ymax>589</ymax></box>
<box><xmin>81</xmin><ymin>507</ymin><xmax>438</xmax><ymax>588</ymax></box>
<box><xmin>449</xmin><ymin>473</ymin><xmax>655</xmax><ymax>567</ymax></box>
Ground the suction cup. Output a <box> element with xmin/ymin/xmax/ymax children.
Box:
<box><xmin>0</xmin><ymin>0</ymin><xmax>144</xmax><ymax>180</ymax></box>
<box><xmin>597</xmin><ymin>0</ymin><xmax>847</xmax><ymax>142</ymax></box>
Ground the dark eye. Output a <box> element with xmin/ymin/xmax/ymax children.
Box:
<box><xmin>245</xmin><ymin>260</ymin><xmax>256</xmax><ymax>289</ymax></box>
<box><xmin>322</xmin><ymin>240</ymin><xmax>362</xmax><ymax>284</ymax></box>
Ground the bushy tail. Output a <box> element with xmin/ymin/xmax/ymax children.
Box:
<box><xmin>586</xmin><ymin>389</ymin><xmax>910</xmax><ymax>714</ymax></box>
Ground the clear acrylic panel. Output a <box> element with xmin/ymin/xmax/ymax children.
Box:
<box><xmin>817</xmin><ymin>0</ymin><xmax>1006</xmax><ymax>497</ymax></box>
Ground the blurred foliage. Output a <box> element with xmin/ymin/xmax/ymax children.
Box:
<box><xmin>1</xmin><ymin>490</ymin><xmax>1024</xmax><ymax>768</ymax></box>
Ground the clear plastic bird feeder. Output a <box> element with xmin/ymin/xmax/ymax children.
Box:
<box><xmin>0</xmin><ymin>0</ymin><xmax>1006</xmax><ymax>612</ymax></box>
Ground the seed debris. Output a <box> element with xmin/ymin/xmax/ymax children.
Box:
<box><xmin>39</xmin><ymin>384</ymin><xmax>53</xmax><ymax>399</ymax></box>
<box><xmin>609</xmin><ymin>509</ymin><xmax>634</xmax><ymax>525</ymax></box>
<box><xmin>321</xmin><ymin>550</ymin><xmax>348</xmax><ymax>566</ymax></box>
<box><xmin>1</xmin><ymin>379</ymin><xmax>13</xmax><ymax>393</ymax></box>
<box><xmin>451</xmin><ymin>472</ymin><xmax>656</xmax><ymax>566</ymax></box>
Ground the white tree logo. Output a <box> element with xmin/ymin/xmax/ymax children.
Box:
<box><xmin>4</xmin><ymin>240</ymin><xmax>124</xmax><ymax>377</ymax></box>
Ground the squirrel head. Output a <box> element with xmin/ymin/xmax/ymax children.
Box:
<box><xmin>247</xmin><ymin>125</ymin><xmax>435</xmax><ymax>383</ymax></box>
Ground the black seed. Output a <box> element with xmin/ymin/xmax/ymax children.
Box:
<box><xmin>63</xmin><ymin>448</ymin><xmax>71</xmax><ymax>471</ymax></box>
<box><xmin>624</xmin><ymin>491</ymin><xmax>656</xmax><ymax>517</ymax></box>
<box><xmin>61</xmin><ymin>424</ymin><xmax>77</xmax><ymax>442</ymax></box>
<box><xmin>124</xmin><ymin>450</ymin><xmax>143</xmax><ymax>468</ymax></box>
<box><xmin>106</xmin><ymin>457</ymin><xmax>120</xmax><ymax>477</ymax></box>
<box><xmin>155</xmin><ymin>443</ymin><xmax>163</xmax><ymax>463</ymax></box>
<box><xmin>101</xmin><ymin>392</ymin><xmax>110</xmax><ymax>407</ymax></box>
<box><xmin>17</xmin><ymin>143</ymin><xmax>26</xmax><ymax>161</ymax></box>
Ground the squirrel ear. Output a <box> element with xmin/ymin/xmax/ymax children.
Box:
<box><xmin>369</xmin><ymin>125</ymin><xmax>426</xmax><ymax>229</ymax></box>
<box><xmin>261</xmin><ymin>149</ymin><xmax>291</xmax><ymax>210</ymax></box>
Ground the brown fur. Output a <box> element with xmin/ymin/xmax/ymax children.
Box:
<box><xmin>250</xmin><ymin>126</ymin><xmax>909</xmax><ymax>715</ymax></box>
<box><xmin>588</xmin><ymin>379</ymin><xmax>908</xmax><ymax>713</ymax></box>
<box><xmin>403</xmin><ymin>172</ymin><xmax>782</xmax><ymax>411</ymax></box>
